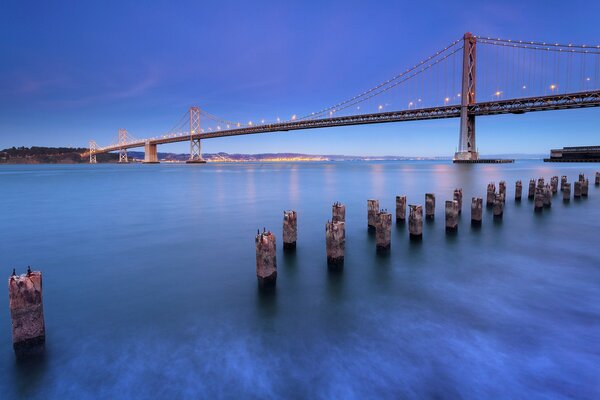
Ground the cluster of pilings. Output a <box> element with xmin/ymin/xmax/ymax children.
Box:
<box><xmin>252</xmin><ymin>172</ymin><xmax>597</xmax><ymax>290</ymax></box>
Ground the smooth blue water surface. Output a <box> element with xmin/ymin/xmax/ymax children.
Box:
<box><xmin>0</xmin><ymin>161</ymin><xmax>599</xmax><ymax>399</ymax></box>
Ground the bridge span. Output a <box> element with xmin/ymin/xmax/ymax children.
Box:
<box><xmin>89</xmin><ymin>32</ymin><xmax>600</xmax><ymax>164</ymax></box>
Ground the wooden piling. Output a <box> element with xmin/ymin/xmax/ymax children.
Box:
<box><xmin>534</xmin><ymin>187</ymin><xmax>544</xmax><ymax>210</ymax></box>
<box><xmin>543</xmin><ymin>185</ymin><xmax>552</xmax><ymax>208</ymax></box>
<box><xmin>445</xmin><ymin>200</ymin><xmax>459</xmax><ymax>232</ymax></box>
<box><xmin>408</xmin><ymin>205</ymin><xmax>423</xmax><ymax>239</ymax></box>
<box><xmin>486</xmin><ymin>183</ymin><xmax>496</xmax><ymax>206</ymax></box>
<box><xmin>582</xmin><ymin>179</ymin><xmax>589</xmax><ymax>197</ymax></box>
<box><xmin>493</xmin><ymin>194</ymin><xmax>504</xmax><ymax>218</ymax></box>
<box><xmin>9</xmin><ymin>269</ymin><xmax>45</xmax><ymax>358</ymax></box>
<box><xmin>560</xmin><ymin>176</ymin><xmax>567</xmax><ymax>191</ymax></box>
<box><xmin>471</xmin><ymin>197</ymin><xmax>483</xmax><ymax>225</ymax></box>
<box><xmin>528</xmin><ymin>179</ymin><xmax>536</xmax><ymax>199</ymax></box>
<box><xmin>367</xmin><ymin>199</ymin><xmax>379</xmax><ymax>230</ymax></box>
<box><xmin>453</xmin><ymin>188</ymin><xmax>463</xmax><ymax>213</ymax></box>
<box><xmin>256</xmin><ymin>230</ymin><xmax>277</xmax><ymax>289</ymax></box>
<box><xmin>563</xmin><ymin>182</ymin><xmax>571</xmax><ymax>201</ymax></box>
<box><xmin>515</xmin><ymin>180</ymin><xmax>522</xmax><ymax>201</ymax></box>
<box><xmin>595</xmin><ymin>172</ymin><xmax>600</xmax><ymax>186</ymax></box>
<box><xmin>332</xmin><ymin>202</ymin><xmax>345</xmax><ymax>223</ymax></box>
<box><xmin>498</xmin><ymin>181</ymin><xmax>506</xmax><ymax>202</ymax></box>
<box><xmin>425</xmin><ymin>193</ymin><xmax>435</xmax><ymax>219</ymax></box>
<box><xmin>326</xmin><ymin>220</ymin><xmax>345</xmax><ymax>269</ymax></box>
<box><xmin>283</xmin><ymin>210</ymin><xmax>297</xmax><ymax>251</ymax></box>
<box><xmin>550</xmin><ymin>176</ymin><xmax>559</xmax><ymax>193</ymax></box>
<box><xmin>375</xmin><ymin>210</ymin><xmax>392</xmax><ymax>252</ymax></box>
<box><xmin>395</xmin><ymin>196</ymin><xmax>406</xmax><ymax>222</ymax></box>
<box><xmin>574</xmin><ymin>181</ymin><xmax>582</xmax><ymax>198</ymax></box>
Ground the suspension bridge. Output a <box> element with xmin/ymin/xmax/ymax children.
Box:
<box><xmin>87</xmin><ymin>32</ymin><xmax>600</xmax><ymax>164</ymax></box>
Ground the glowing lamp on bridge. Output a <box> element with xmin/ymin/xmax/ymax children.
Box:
<box><xmin>291</xmin><ymin>115</ymin><xmax>297</xmax><ymax>120</ymax></box>
<box><xmin>248</xmin><ymin>121</ymin><xmax>253</xmax><ymax>126</ymax></box>
<box><xmin>550</xmin><ymin>84</ymin><xmax>557</xmax><ymax>92</ymax></box>
<box><xmin>444</xmin><ymin>97</ymin><xmax>450</xmax><ymax>104</ymax></box>
<box><xmin>378</xmin><ymin>105</ymin><xmax>383</xmax><ymax>111</ymax></box>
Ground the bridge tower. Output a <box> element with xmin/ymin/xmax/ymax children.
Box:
<box><xmin>187</xmin><ymin>106</ymin><xmax>206</xmax><ymax>163</ymax></box>
<box><xmin>118</xmin><ymin>128</ymin><xmax>129</xmax><ymax>163</ymax></box>
<box><xmin>88</xmin><ymin>140</ymin><xmax>97</xmax><ymax>164</ymax></box>
<box><xmin>454</xmin><ymin>32</ymin><xmax>478</xmax><ymax>161</ymax></box>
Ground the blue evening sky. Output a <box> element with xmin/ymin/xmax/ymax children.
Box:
<box><xmin>0</xmin><ymin>0</ymin><xmax>598</xmax><ymax>156</ymax></box>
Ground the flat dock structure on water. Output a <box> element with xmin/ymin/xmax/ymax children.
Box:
<box><xmin>545</xmin><ymin>146</ymin><xmax>600</xmax><ymax>162</ymax></box>
<box><xmin>453</xmin><ymin>159</ymin><xmax>514</xmax><ymax>164</ymax></box>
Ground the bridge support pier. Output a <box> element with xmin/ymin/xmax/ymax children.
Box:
<box><xmin>143</xmin><ymin>141</ymin><xmax>159</xmax><ymax>164</ymax></box>
<box><xmin>454</xmin><ymin>32</ymin><xmax>479</xmax><ymax>162</ymax></box>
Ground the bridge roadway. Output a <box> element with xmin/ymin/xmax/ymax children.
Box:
<box><xmin>95</xmin><ymin>90</ymin><xmax>600</xmax><ymax>154</ymax></box>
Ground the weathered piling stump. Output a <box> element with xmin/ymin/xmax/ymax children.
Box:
<box><xmin>9</xmin><ymin>269</ymin><xmax>45</xmax><ymax>358</ymax></box>
<box><xmin>256</xmin><ymin>230</ymin><xmax>277</xmax><ymax>289</ymax></box>
<box><xmin>445</xmin><ymin>200</ymin><xmax>459</xmax><ymax>232</ymax></box>
<box><xmin>537</xmin><ymin>178</ymin><xmax>545</xmax><ymax>191</ymax></box>
<box><xmin>453</xmin><ymin>188</ymin><xmax>463</xmax><ymax>213</ymax></box>
<box><xmin>493</xmin><ymin>194</ymin><xmax>504</xmax><ymax>218</ymax></box>
<box><xmin>595</xmin><ymin>172</ymin><xmax>600</xmax><ymax>186</ymax></box>
<box><xmin>425</xmin><ymin>193</ymin><xmax>435</xmax><ymax>219</ymax></box>
<box><xmin>283</xmin><ymin>210</ymin><xmax>297</xmax><ymax>251</ymax></box>
<box><xmin>563</xmin><ymin>183</ymin><xmax>571</xmax><ymax>201</ymax></box>
<box><xmin>408</xmin><ymin>205</ymin><xmax>423</xmax><ymax>239</ymax></box>
<box><xmin>515</xmin><ymin>180</ymin><xmax>522</xmax><ymax>201</ymax></box>
<box><xmin>582</xmin><ymin>179</ymin><xmax>589</xmax><ymax>197</ymax></box>
<box><xmin>486</xmin><ymin>183</ymin><xmax>496</xmax><ymax>206</ymax></box>
<box><xmin>326</xmin><ymin>220</ymin><xmax>345</xmax><ymax>269</ymax></box>
<box><xmin>534</xmin><ymin>187</ymin><xmax>544</xmax><ymax>210</ymax></box>
<box><xmin>528</xmin><ymin>179</ymin><xmax>536</xmax><ymax>199</ymax></box>
<box><xmin>550</xmin><ymin>176</ymin><xmax>559</xmax><ymax>193</ymax></box>
<box><xmin>579</xmin><ymin>173</ymin><xmax>585</xmax><ymax>183</ymax></box>
<box><xmin>498</xmin><ymin>181</ymin><xmax>506</xmax><ymax>202</ymax></box>
<box><xmin>395</xmin><ymin>195</ymin><xmax>406</xmax><ymax>223</ymax></box>
<box><xmin>367</xmin><ymin>199</ymin><xmax>379</xmax><ymax>231</ymax></box>
<box><xmin>543</xmin><ymin>185</ymin><xmax>552</xmax><ymax>208</ymax></box>
<box><xmin>561</xmin><ymin>176</ymin><xmax>567</xmax><ymax>191</ymax></box>
<box><xmin>332</xmin><ymin>202</ymin><xmax>345</xmax><ymax>223</ymax></box>
<box><xmin>375</xmin><ymin>210</ymin><xmax>392</xmax><ymax>252</ymax></box>
<box><xmin>574</xmin><ymin>181</ymin><xmax>582</xmax><ymax>198</ymax></box>
<box><xmin>471</xmin><ymin>197</ymin><xmax>483</xmax><ymax>225</ymax></box>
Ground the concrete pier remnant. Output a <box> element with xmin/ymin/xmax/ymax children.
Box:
<box><xmin>595</xmin><ymin>172</ymin><xmax>600</xmax><ymax>186</ymax></box>
<box><xmin>396</xmin><ymin>196</ymin><xmax>407</xmax><ymax>222</ymax></box>
<box><xmin>563</xmin><ymin>182</ymin><xmax>571</xmax><ymax>201</ymax></box>
<box><xmin>534</xmin><ymin>187</ymin><xmax>544</xmax><ymax>210</ymax></box>
<box><xmin>471</xmin><ymin>197</ymin><xmax>483</xmax><ymax>225</ymax></box>
<box><xmin>425</xmin><ymin>193</ymin><xmax>435</xmax><ymax>219</ymax></box>
<box><xmin>332</xmin><ymin>202</ymin><xmax>346</xmax><ymax>223</ymax></box>
<box><xmin>408</xmin><ymin>205</ymin><xmax>423</xmax><ymax>239</ymax></box>
<box><xmin>498</xmin><ymin>181</ymin><xmax>506</xmax><ymax>201</ymax></box>
<box><xmin>9</xmin><ymin>269</ymin><xmax>45</xmax><ymax>358</ymax></box>
<box><xmin>326</xmin><ymin>220</ymin><xmax>345</xmax><ymax>269</ymax></box>
<box><xmin>550</xmin><ymin>176</ymin><xmax>559</xmax><ymax>193</ymax></box>
<box><xmin>493</xmin><ymin>194</ymin><xmax>504</xmax><ymax>218</ymax></box>
<box><xmin>367</xmin><ymin>199</ymin><xmax>379</xmax><ymax>230</ymax></box>
<box><xmin>283</xmin><ymin>210</ymin><xmax>297</xmax><ymax>251</ymax></box>
<box><xmin>561</xmin><ymin>175</ymin><xmax>567</xmax><ymax>191</ymax></box>
<box><xmin>375</xmin><ymin>210</ymin><xmax>392</xmax><ymax>252</ymax></box>
<box><xmin>543</xmin><ymin>185</ymin><xmax>552</xmax><ymax>208</ymax></box>
<box><xmin>255</xmin><ymin>229</ymin><xmax>277</xmax><ymax>289</ymax></box>
<box><xmin>453</xmin><ymin>188</ymin><xmax>463</xmax><ymax>213</ymax></box>
<box><xmin>582</xmin><ymin>179</ymin><xmax>589</xmax><ymax>197</ymax></box>
<box><xmin>486</xmin><ymin>183</ymin><xmax>496</xmax><ymax>206</ymax></box>
<box><xmin>445</xmin><ymin>200</ymin><xmax>459</xmax><ymax>232</ymax></box>
<box><xmin>515</xmin><ymin>180</ymin><xmax>522</xmax><ymax>201</ymax></box>
<box><xmin>528</xmin><ymin>179</ymin><xmax>536</xmax><ymax>199</ymax></box>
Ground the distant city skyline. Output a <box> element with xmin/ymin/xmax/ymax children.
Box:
<box><xmin>1</xmin><ymin>0</ymin><xmax>599</xmax><ymax>156</ymax></box>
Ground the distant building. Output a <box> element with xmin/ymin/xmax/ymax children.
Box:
<box><xmin>545</xmin><ymin>146</ymin><xmax>600</xmax><ymax>162</ymax></box>
<box><xmin>0</xmin><ymin>152</ymin><xmax>8</xmax><ymax>162</ymax></box>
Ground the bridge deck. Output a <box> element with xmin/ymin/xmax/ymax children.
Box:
<box><xmin>94</xmin><ymin>90</ymin><xmax>600</xmax><ymax>154</ymax></box>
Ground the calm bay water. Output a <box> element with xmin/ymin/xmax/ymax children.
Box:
<box><xmin>1</xmin><ymin>161</ymin><xmax>599</xmax><ymax>399</ymax></box>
